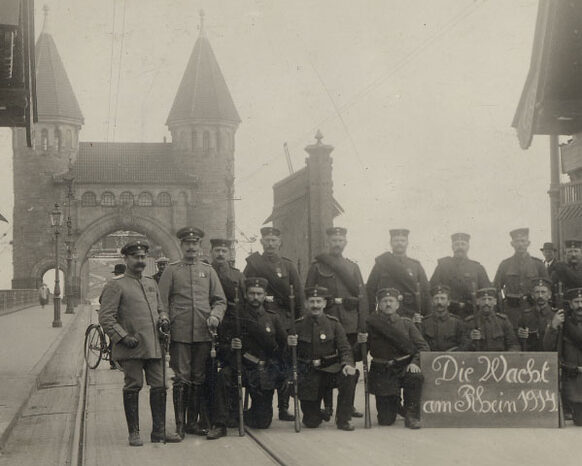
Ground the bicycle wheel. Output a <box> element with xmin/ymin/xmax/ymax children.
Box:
<box><xmin>84</xmin><ymin>324</ymin><xmax>104</xmax><ymax>369</ymax></box>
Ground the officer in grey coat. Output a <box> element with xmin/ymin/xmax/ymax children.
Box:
<box><xmin>158</xmin><ymin>227</ymin><xmax>227</xmax><ymax>439</ymax></box>
<box><xmin>99</xmin><ymin>240</ymin><xmax>180</xmax><ymax>446</ymax></box>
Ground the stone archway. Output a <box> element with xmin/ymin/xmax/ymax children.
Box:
<box><xmin>31</xmin><ymin>256</ymin><xmax>67</xmax><ymax>289</ymax></box>
<box><xmin>74</xmin><ymin>212</ymin><xmax>181</xmax><ymax>301</ymax></box>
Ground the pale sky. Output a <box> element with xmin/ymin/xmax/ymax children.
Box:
<box><xmin>0</xmin><ymin>0</ymin><xmax>556</xmax><ymax>288</ymax></box>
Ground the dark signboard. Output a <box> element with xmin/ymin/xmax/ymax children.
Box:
<box><xmin>420</xmin><ymin>352</ymin><xmax>559</xmax><ymax>428</ymax></box>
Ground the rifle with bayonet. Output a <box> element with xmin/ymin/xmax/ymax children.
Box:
<box><xmin>556</xmin><ymin>281</ymin><xmax>565</xmax><ymax>428</ymax></box>
<box><xmin>233</xmin><ymin>285</ymin><xmax>245</xmax><ymax>436</ymax></box>
<box><xmin>471</xmin><ymin>281</ymin><xmax>481</xmax><ymax>351</ymax></box>
<box><xmin>414</xmin><ymin>281</ymin><xmax>423</xmax><ymax>329</ymax></box>
<box><xmin>288</xmin><ymin>285</ymin><xmax>301</xmax><ymax>432</ymax></box>
<box><xmin>357</xmin><ymin>284</ymin><xmax>371</xmax><ymax>429</ymax></box>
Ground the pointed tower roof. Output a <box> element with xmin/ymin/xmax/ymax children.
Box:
<box><xmin>166</xmin><ymin>11</ymin><xmax>240</xmax><ymax>127</ymax></box>
<box><xmin>35</xmin><ymin>6</ymin><xmax>84</xmax><ymax>125</ymax></box>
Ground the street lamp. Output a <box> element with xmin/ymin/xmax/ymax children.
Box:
<box><xmin>50</xmin><ymin>203</ymin><xmax>63</xmax><ymax>328</ymax></box>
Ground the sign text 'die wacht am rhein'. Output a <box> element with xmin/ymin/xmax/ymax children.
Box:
<box><xmin>420</xmin><ymin>352</ymin><xmax>559</xmax><ymax>427</ymax></box>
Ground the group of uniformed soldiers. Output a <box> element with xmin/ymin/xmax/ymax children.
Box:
<box><xmin>98</xmin><ymin>224</ymin><xmax>582</xmax><ymax>446</ymax></box>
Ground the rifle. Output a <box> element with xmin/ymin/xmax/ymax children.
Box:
<box><xmin>357</xmin><ymin>285</ymin><xmax>371</xmax><ymax>429</ymax></box>
<box><xmin>288</xmin><ymin>285</ymin><xmax>301</xmax><ymax>432</ymax></box>
<box><xmin>414</xmin><ymin>281</ymin><xmax>423</xmax><ymax>329</ymax></box>
<box><xmin>233</xmin><ymin>285</ymin><xmax>245</xmax><ymax>436</ymax></box>
<box><xmin>208</xmin><ymin>326</ymin><xmax>218</xmax><ymax>418</ymax></box>
<box><xmin>158</xmin><ymin>324</ymin><xmax>170</xmax><ymax>444</ymax></box>
<box><xmin>556</xmin><ymin>282</ymin><xmax>565</xmax><ymax>428</ymax></box>
<box><xmin>472</xmin><ymin>282</ymin><xmax>480</xmax><ymax>352</ymax></box>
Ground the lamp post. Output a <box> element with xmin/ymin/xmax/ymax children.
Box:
<box><xmin>64</xmin><ymin>172</ymin><xmax>75</xmax><ymax>314</ymax></box>
<box><xmin>72</xmin><ymin>248</ymin><xmax>79</xmax><ymax>306</ymax></box>
<box><xmin>50</xmin><ymin>203</ymin><xmax>63</xmax><ymax>328</ymax></box>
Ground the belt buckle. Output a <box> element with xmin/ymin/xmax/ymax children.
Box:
<box><xmin>265</xmin><ymin>296</ymin><xmax>274</xmax><ymax>303</ymax></box>
<box><xmin>313</xmin><ymin>359</ymin><xmax>321</xmax><ymax>368</ymax></box>
<box><xmin>334</xmin><ymin>298</ymin><xmax>343</xmax><ymax>304</ymax></box>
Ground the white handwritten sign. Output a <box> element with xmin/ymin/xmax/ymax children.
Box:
<box><xmin>420</xmin><ymin>352</ymin><xmax>559</xmax><ymax>428</ymax></box>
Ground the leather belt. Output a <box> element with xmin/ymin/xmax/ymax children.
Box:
<box><xmin>243</xmin><ymin>352</ymin><xmax>266</xmax><ymax>367</ymax></box>
<box><xmin>371</xmin><ymin>355</ymin><xmax>412</xmax><ymax>367</ymax></box>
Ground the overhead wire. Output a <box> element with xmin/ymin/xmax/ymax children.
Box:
<box><xmin>105</xmin><ymin>0</ymin><xmax>117</xmax><ymax>146</ymax></box>
<box><xmin>236</xmin><ymin>0</ymin><xmax>487</xmax><ymax>186</ymax></box>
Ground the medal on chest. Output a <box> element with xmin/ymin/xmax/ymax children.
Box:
<box><xmin>319</xmin><ymin>332</ymin><xmax>327</xmax><ymax>341</ymax></box>
<box><xmin>265</xmin><ymin>325</ymin><xmax>271</xmax><ymax>334</ymax></box>
<box><xmin>407</xmin><ymin>268</ymin><xmax>414</xmax><ymax>277</ymax></box>
<box><xmin>276</xmin><ymin>267</ymin><xmax>282</xmax><ymax>278</ymax></box>
<box><xmin>199</xmin><ymin>272</ymin><xmax>207</xmax><ymax>278</ymax></box>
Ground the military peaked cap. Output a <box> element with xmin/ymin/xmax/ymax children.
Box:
<box><xmin>120</xmin><ymin>240</ymin><xmax>149</xmax><ymax>256</ymax></box>
<box><xmin>431</xmin><ymin>284</ymin><xmax>451</xmax><ymax>296</ymax></box>
<box><xmin>155</xmin><ymin>256</ymin><xmax>169</xmax><ymax>264</ymax></box>
<box><xmin>451</xmin><ymin>232</ymin><xmax>470</xmax><ymax>242</ymax></box>
<box><xmin>112</xmin><ymin>263</ymin><xmax>126</xmax><ymax>274</ymax></box>
<box><xmin>564</xmin><ymin>239</ymin><xmax>582</xmax><ymax>249</ymax></box>
<box><xmin>476</xmin><ymin>288</ymin><xmax>497</xmax><ymax>299</ymax></box>
<box><xmin>245</xmin><ymin>277</ymin><xmax>269</xmax><ymax>290</ymax></box>
<box><xmin>389</xmin><ymin>229</ymin><xmax>409</xmax><ymax>238</ymax></box>
<box><xmin>305</xmin><ymin>285</ymin><xmax>329</xmax><ymax>299</ymax></box>
<box><xmin>326</xmin><ymin>226</ymin><xmax>347</xmax><ymax>236</ymax></box>
<box><xmin>260</xmin><ymin>226</ymin><xmax>281</xmax><ymax>237</ymax></box>
<box><xmin>540</xmin><ymin>242</ymin><xmax>557</xmax><ymax>251</ymax></box>
<box><xmin>531</xmin><ymin>277</ymin><xmax>552</xmax><ymax>289</ymax></box>
<box><xmin>177</xmin><ymin>226</ymin><xmax>204</xmax><ymax>241</ymax></box>
<box><xmin>509</xmin><ymin>228</ymin><xmax>529</xmax><ymax>239</ymax></box>
<box><xmin>565</xmin><ymin>288</ymin><xmax>582</xmax><ymax>301</ymax></box>
<box><xmin>376</xmin><ymin>287</ymin><xmax>402</xmax><ymax>301</ymax></box>
<box><xmin>210</xmin><ymin>238</ymin><xmax>233</xmax><ymax>248</ymax></box>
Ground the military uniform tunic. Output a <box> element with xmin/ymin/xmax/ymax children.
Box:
<box><xmin>213</xmin><ymin>304</ymin><xmax>288</xmax><ymax>429</ymax></box>
<box><xmin>517</xmin><ymin>305</ymin><xmax>555</xmax><ymax>351</ymax></box>
<box><xmin>244</xmin><ymin>252</ymin><xmax>304</xmax><ymax>330</ymax></box>
<box><xmin>158</xmin><ymin>259</ymin><xmax>226</xmax><ymax>343</ymax></box>
<box><xmin>461</xmin><ymin>313</ymin><xmax>520</xmax><ymax>351</ymax></box>
<box><xmin>366</xmin><ymin>252</ymin><xmax>431</xmax><ymax>317</ymax></box>
<box><xmin>551</xmin><ymin>262</ymin><xmax>582</xmax><ymax>291</ymax></box>
<box><xmin>493</xmin><ymin>253</ymin><xmax>548</xmax><ymax>328</ymax></box>
<box><xmin>99</xmin><ymin>271</ymin><xmax>164</xmax><ymax>361</ymax></box>
<box><xmin>430</xmin><ymin>256</ymin><xmax>491</xmax><ymax>318</ymax></box>
<box><xmin>305</xmin><ymin>253</ymin><xmax>369</xmax><ymax>335</ymax></box>
<box><xmin>295</xmin><ymin>313</ymin><xmax>356</xmax><ymax>427</ymax></box>
<box><xmin>421</xmin><ymin>312</ymin><xmax>464</xmax><ymax>351</ymax></box>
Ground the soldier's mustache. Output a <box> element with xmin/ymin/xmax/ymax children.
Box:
<box><xmin>135</xmin><ymin>262</ymin><xmax>146</xmax><ymax>269</ymax></box>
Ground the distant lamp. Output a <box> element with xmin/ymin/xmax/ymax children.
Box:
<box><xmin>50</xmin><ymin>203</ymin><xmax>62</xmax><ymax>227</ymax></box>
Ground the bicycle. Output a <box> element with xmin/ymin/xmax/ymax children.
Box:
<box><xmin>84</xmin><ymin>322</ymin><xmax>114</xmax><ymax>369</ymax></box>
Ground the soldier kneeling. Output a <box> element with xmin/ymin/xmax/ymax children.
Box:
<box><xmin>209</xmin><ymin>277</ymin><xmax>288</xmax><ymax>438</ymax></box>
<box><xmin>362</xmin><ymin>288</ymin><xmax>429</xmax><ymax>429</ymax></box>
<box><xmin>289</xmin><ymin>285</ymin><xmax>357</xmax><ymax>431</ymax></box>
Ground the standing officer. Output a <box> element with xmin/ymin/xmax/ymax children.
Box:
<box><xmin>366</xmin><ymin>229</ymin><xmax>430</xmax><ymax>320</ymax></box>
<box><xmin>289</xmin><ymin>285</ymin><xmax>357</xmax><ymax>431</ymax></box>
<box><xmin>158</xmin><ymin>227</ymin><xmax>227</xmax><ymax>440</ymax></box>
<box><xmin>430</xmin><ymin>233</ymin><xmax>490</xmax><ymax>318</ymax></box>
<box><xmin>209</xmin><ymin>277</ymin><xmax>288</xmax><ymax>438</ymax></box>
<box><xmin>244</xmin><ymin>226</ymin><xmax>304</xmax><ymax>421</ymax></box>
<box><xmin>99</xmin><ymin>240</ymin><xmax>181</xmax><ymax>446</ymax></box>
<box><xmin>494</xmin><ymin>228</ymin><xmax>548</xmax><ymax>329</ymax></box>
<box><xmin>544</xmin><ymin>288</ymin><xmax>582</xmax><ymax>426</ymax></box>
<box><xmin>362</xmin><ymin>288</ymin><xmax>428</xmax><ymax>429</ymax></box>
<box><xmin>210</xmin><ymin>238</ymin><xmax>245</xmax><ymax>427</ymax></box>
<box><xmin>516</xmin><ymin>278</ymin><xmax>556</xmax><ymax>351</ymax></box>
<box><xmin>305</xmin><ymin>226</ymin><xmax>368</xmax><ymax>419</ymax></box>
<box><xmin>551</xmin><ymin>240</ymin><xmax>582</xmax><ymax>290</ymax></box>
<box><xmin>421</xmin><ymin>285</ymin><xmax>464</xmax><ymax>351</ymax></box>
<box><xmin>461</xmin><ymin>288</ymin><xmax>520</xmax><ymax>351</ymax></box>
<box><xmin>153</xmin><ymin>257</ymin><xmax>169</xmax><ymax>283</ymax></box>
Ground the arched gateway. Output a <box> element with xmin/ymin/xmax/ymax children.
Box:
<box><xmin>11</xmin><ymin>12</ymin><xmax>240</xmax><ymax>300</ymax></box>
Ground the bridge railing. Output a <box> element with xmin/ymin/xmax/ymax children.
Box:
<box><xmin>0</xmin><ymin>289</ymin><xmax>40</xmax><ymax>315</ymax></box>
<box><xmin>560</xmin><ymin>181</ymin><xmax>582</xmax><ymax>205</ymax></box>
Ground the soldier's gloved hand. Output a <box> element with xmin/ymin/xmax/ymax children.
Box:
<box><xmin>407</xmin><ymin>363</ymin><xmax>421</xmax><ymax>374</ymax></box>
<box><xmin>207</xmin><ymin>315</ymin><xmax>220</xmax><ymax>330</ymax></box>
<box><xmin>287</xmin><ymin>334</ymin><xmax>298</xmax><ymax>347</ymax></box>
<box><xmin>517</xmin><ymin>327</ymin><xmax>529</xmax><ymax>339</ymax></box>
<box><xmin>342</xmin><ymin>365</ymin><xmax>356</xmax><ymax>376</ymax></box>
<box><xmin>552</xmin><ymin>310</ymin><xmax>565</xmax><ymax>329</ymax></box>
<box><xmin>231</xmin><ymin>338</ymin><xmax>242</xmax><ymax>350</ymax></box>
<box><xmin>357</xmin><ymin>332</ymin><xmax>368</xmax><ymax>344</ymax></box>
<box><xmin>412</xmin><ymin>313</ymin><xmax>423</xmax><ymax>324</ymax></box>
<box><xmin>470</xmin><ymin>329</ymin><xmax>481</xmax><ymax>341</ymax></box>
<box><xmin>158</xmin><ymin>317</ymin><xmax>170</xmax><ymax>334</ymax></box>
<box><xmin>121</xmin><ymin>335</ymin><xmax>139</xmax><ymax>348</ymax></box>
